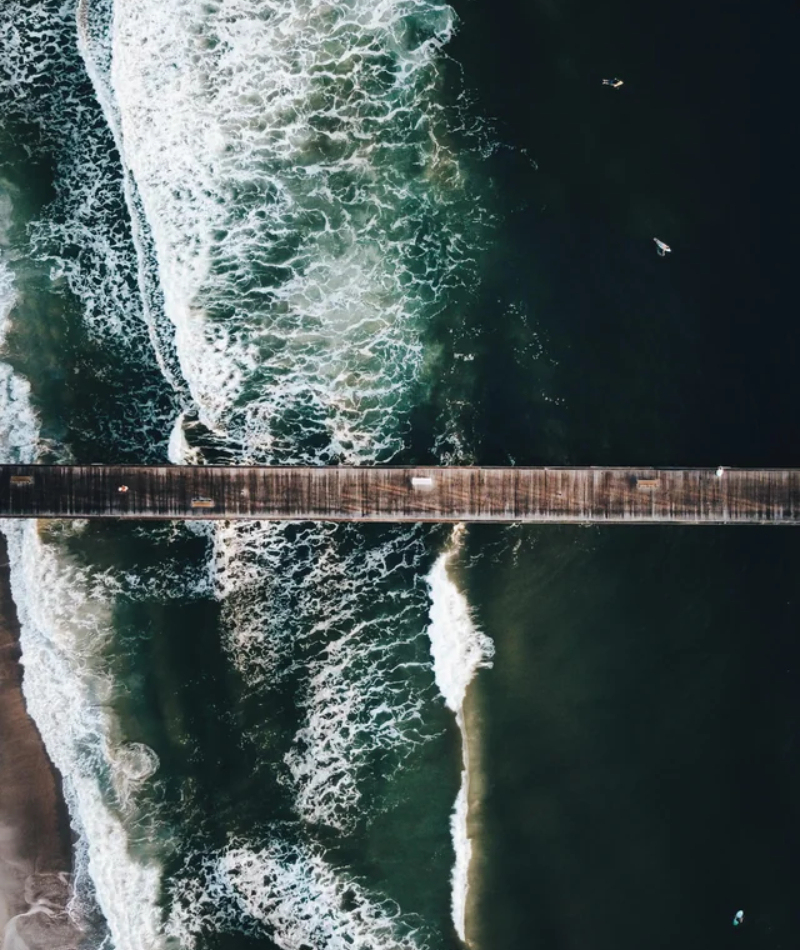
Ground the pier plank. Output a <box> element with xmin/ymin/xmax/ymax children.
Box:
<box><xmin>2</xmin><ymin>466</ymin><xmax>800</xmax><ymax>523</ymax></box>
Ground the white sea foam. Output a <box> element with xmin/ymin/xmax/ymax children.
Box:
<box><xmin>3</xmin><ymin>2</ymin><xmax>494</xmax><ymax>947</ymax></box>
<box><xmin>426</xmin><ymin>525</ymin><xmax>494</xmax><ymax>942</ymax></box>
<box><xmin>0</xmin><ymin>261</ymin><xmax>38</xmax><ymax>465</ymax></box>
<box><xmin>168</xmin><ymin>838</ymin><xmax>429</xmax><ymax>950</ymax></box>
<box><xmin>0</xmin><ymin>12</ymin><xmax>186</xmax><ymax>937</ymax></box>
<box><xmin>104</xmin><ymin>0</ymin><xmax>490</xmax><ymax>937</ymax></box>
<box><xmin>2</xmin><ymin>255</ymin><xmax>175</xmax><ymax>950</ymax></box>
<box><xmin>427</xmin><ymin>526</ymin><xmax>493</xmax><ymax>715</ymax></box>
<box><xmin>2</xmin><ymin>521</ymin><xmax>168</xmax><ymax>950</ymax></box>
<box><xmin>105</xmin><ymin>0</ymin><xmax>488</xmax><ymax>862</ymax></box>
<box><xmin>1</xmin><ymin>502</ymin><xmax>217</xmax><ymax>949</ymax></box>
<box><xmin>0</xmin><ymin>453</ymin><xmax>209</xmax><ymax>950</ymax></box>
<box><xmin>210</xmin><ymin>518</ymin><xmax>436</xmax><ymax>831</ymax></box>
<box><xmin>0</xmin><ymin>0</ymin><xmax>178</xmax><ymax>460</ymax></box>
<box><xmin>75</xmin><ymin>0</ymin><xmax>186</xmax><ymax>394</ymax></box>
<box><xmin>109</xmin><ymin>0</ymin><xmax>478</xmax><ymax>462</ymax></box>
<box><xmin>167</xmin><ymin>410</ymin><xmax>203</xmax><ymax>465</ymax></box>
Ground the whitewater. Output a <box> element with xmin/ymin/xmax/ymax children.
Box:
<box><xmin>426</xmin><ymin>527</ymin><xmax>494</xmax><ymax>941</ymax></box>
<box><xmin>0</xmin><ymin>1</ymin><xmax>494</xmax><ymax>947</ymax></box>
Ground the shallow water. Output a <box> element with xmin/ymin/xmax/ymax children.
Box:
<box><xmin>0</xmin><ymin>1</ymin><xmax>490</xmax><ymax>947</ymax></box>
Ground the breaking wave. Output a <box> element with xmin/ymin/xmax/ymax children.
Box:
<box><xmin>0</xmin><ymin>261</ymin><xmax>37</xmax><ymax>465</ymax></box>
<box><xmin>0</xmin><ymin>0</ymin><xmax>178</xmax><ymax>461</ymax></box>
<box><xmin>109</xmin><ymin>0</ymin><xmax>483</xmax><ymax>463</ymax></box>
<box><xmin>426</xmin><ymin>525</ymin><xmax>494</xmax><ymax>941</ymax></box>
<box><xmin>0</xmin><ymin>0</ymin><xmax>497</xmax><ymax>946</ymax></box>
<box><xmin>0</xmin><ymin>518</ymin><xmax>214</xmax><ymax>949</ymax></box>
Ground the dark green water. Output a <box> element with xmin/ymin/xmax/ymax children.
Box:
<box><xmin>463</xmin><ymin>527</ymin><xmax>800</xmax><ymax>949</ymax></box>
<box><xmin>442</xmin><ymin>0</ymin><xmax>800</xmax><ymax>947</ymax></box>
<box><xmin>442</xmin><ymin>0</ymin><xmax>797</xmax><ymax>467</ymax></box>
<box><xmin>0</xmin><ymin>0</ymin><xmax>798</xmax><ymax>948</ymax></box>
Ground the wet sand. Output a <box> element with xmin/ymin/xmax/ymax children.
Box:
<box><xmin>0</xmin><ymin>533</ymin><xmax>80</xmax><ymax>950</ymax></box>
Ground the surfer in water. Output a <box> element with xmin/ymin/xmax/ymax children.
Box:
<box><xmin>733</xmin><ymin>910</ymin><xmax>745</xmax><ymax>927</ymax></box>
<box><xmin>654</xmin><ymin>238</ymin><xmax>671</xmax><ymax>257</ymax></box>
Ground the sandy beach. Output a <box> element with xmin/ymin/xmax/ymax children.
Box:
<box><xmin>0</xmin><ymin>533</ymin><xmax>80</xmax><ymax>950</ymax></box>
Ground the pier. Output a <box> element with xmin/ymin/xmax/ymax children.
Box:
<box><xmin>1</xmin><ymin>466</ymin><xmax>800</xmax><ymax>524</ymax></box>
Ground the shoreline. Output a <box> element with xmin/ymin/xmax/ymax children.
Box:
<box><xmin>0</xmin><ymin>532</ymin><xmax>80</xmax><ymax>950</ymax></box>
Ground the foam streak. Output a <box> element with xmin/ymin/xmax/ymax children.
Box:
<box><xmin>426</xmin><ymin>525</ymin><xmax>493</xmax><ymax>943</ymax></box>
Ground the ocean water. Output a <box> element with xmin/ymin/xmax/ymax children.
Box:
<box><xmin>0</xmin><ymin>1</ymin><xmax>492</xmax><ymax>947</ymax></box>
<box><xmin>441</xmin><ymin>1</ymin><xmax>799</xmax><ymax>948</ymax></box>
<box><xmin>1</xmin><ymin>1</ymin><xmax>798</xmax><ymax>950</ymax></box>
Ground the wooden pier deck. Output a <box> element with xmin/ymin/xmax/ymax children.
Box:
<box><xmin>1</xmin><ymin>466</ymin><xmax>800</xmax><ymax>524</ymax></box>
